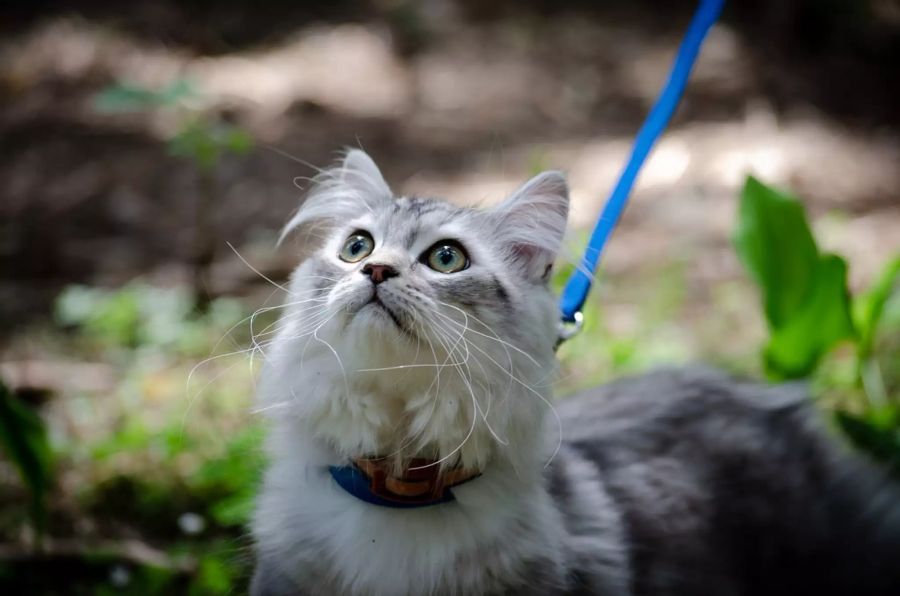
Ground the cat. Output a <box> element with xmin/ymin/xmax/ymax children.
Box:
<box><xmin>250</xmin><ymin>149</ymin><xmax>900</xmax><ymax>595</ymax></box>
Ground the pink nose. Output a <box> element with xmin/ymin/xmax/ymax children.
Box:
<box><xmin>362</xmin><ymin>263</ymin><xmax>399</xmax><ymax>284</ymax></box>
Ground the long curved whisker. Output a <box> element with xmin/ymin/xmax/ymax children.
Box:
<box><xmin>435</xmin><ymin>301</ymin><xmax>541</xmax><ymax>366</ymax></box>
<box><xmin>227</xmin><ymin>242</ymin><xmax>295</xmax><ymax>295</ymax></box>
<box><xmin>429</xmin><ymin>316</ymin><xmax>508</xmax><ymax>448</ymax></box>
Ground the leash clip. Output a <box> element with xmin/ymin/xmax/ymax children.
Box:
<box><xmin>556</xmin><ymin>311</ymin><xmax>583</xmax><ymax>347</ymax></box>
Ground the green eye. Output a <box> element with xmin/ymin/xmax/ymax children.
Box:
<box><xmin>339</xmin><ymin>231</ymin><xmax>375</xmax><ymax>263</ymax></box>
<box><xmin>425</xmin><ymin>241</ymin><xmax>469</xmax><ymax>273</ymax></box>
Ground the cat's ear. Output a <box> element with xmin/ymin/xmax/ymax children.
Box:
<box><xmin>490</xmin><ymin>171</ymin><xmax>569</xmax><ymax>281</ymax></box>
<box><xmin>337</xmin><ymin>149</ymin><xmax>393</xmax><ymax>202</ymax></box>
<box><xmin>280</xmin><ymin>149</ymin><xmax>392</xmax><ymax>243</ymax></box>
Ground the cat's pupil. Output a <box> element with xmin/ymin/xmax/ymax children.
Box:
<box><xmin>351</xmin><ymin>240</ymin><xmax>364</xmax><ymax>254</ymax></box>
<box><xmin>439</xmin><ymin>249</ymin><xmax>453</xmax><ymax>264</ymax></box>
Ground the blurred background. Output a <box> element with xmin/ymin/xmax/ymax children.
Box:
<box><xmin>1</xmin><ymin>0</ymin><xmax>898</xmax><ymax>593</ymax></box>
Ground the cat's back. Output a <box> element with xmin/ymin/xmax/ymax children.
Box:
<box><xmin>552</xmin><ymin>367</ymin><xmax>900</xmax><ymax>596</ymax></box>
<box><xmin>558</xmin><ymin>366</ymin><xmax>810</xmax><ymax>460</ymax></box>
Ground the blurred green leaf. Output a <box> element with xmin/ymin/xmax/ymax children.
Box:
<box><xmin>854</xmin><ymin>255</ymin><xmax>900</xmax><ymax>362</ymax></box>
<box><xmin>158</xmin><ymin>79</ymin><xmax>195</xmax><ymax>105</ymax></box>
<box><xmin>734</xmin><ymin>176</ymin><xmax>856</xmax><ymax>379</ymax></box>
<box><xmin>835</xmin><ymin>405</ymin><xmax>900</xmax><ymax>476</ymax></box>
<box><xmin>0</xmin><ymin>381</ymin><xmax>53</xmax><ymax>540</ymax></box>
<box><xmin>221</xmin><ymin>126</ymin><xmax>253</xmax><ymax>154</ymax></box>
<box><xmin>55</xmin><ymin>283</ymin><xmax>247</xmax><ymax>355</ymax></box>
<box><xmin>734</xmin><ymin>176</ymin><xmax>820</xmax><ymax>328</ymax></box>
<box><xmin>190</xmin><ymin>426</ymin><xmax>264</xmax><ymax>527</ymax></box>
<box><xmin>764</xmin><ymin>254</ymin><xmax>856</xmax><ymax>379</ymax></box>
<box><xmin>208</xmin><ymin>491</ymin><xmax>256</xmax><ymax>527</ymax></box>
<box><xmin>94</xmin><ymin>80</ymin><xmax>195</xmax><ymax>112</ymax></box>
<box><xmin>94</xmin><ymin>84</ymin><xmax>163</xmax><ymax>112</ymax></box>
<box><xmin>168</xmin><ymin>121</ymin><xmax>253</xmax><ymax>170</ymax></box>
<box><xmin>169</xmin><ymin>123</ymin><xmax>218</xmax><ymax>170</ymax></box>
<box><xmin>56</xmin><ymin>285</ymin><xmax>142</xmax><ymax>348</ymax></box>
<box><xmin>190</xmin><ymin>554</ymin><xmax>233</xmax><ymax>596</ymax></box>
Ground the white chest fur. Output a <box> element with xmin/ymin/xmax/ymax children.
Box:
<box><xmin>252</xmin><ymin>427</ymin><xmax>567</xmax><ymax>596</ymax></box>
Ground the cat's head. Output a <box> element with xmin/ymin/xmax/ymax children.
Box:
<box><xmin>261</xmin><ymin>150</ymin><xmax>569</xmax><ymax>471</ymax></box>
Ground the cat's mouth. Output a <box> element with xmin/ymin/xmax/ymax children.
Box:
<box><xmin>364</xmin><ymin>295</ymin><xmax>405</xmax><ymax>330</ymax></box>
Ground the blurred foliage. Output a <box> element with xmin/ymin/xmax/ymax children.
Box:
<box><xmin>0</xmin><ymin>283</ymin><xmax>265</xmax><ymax>594</ymax></box>
<box><xmin>0</xmin><ymin>380</ymin><xmax>52</xmax><ymax>546</ymax></box>
<box><xmin>169</xmin><ymin>120</ymin><xmax>254</xmax><ymax>172</ymax></box>
<box><xmin>93</xmin><ymin>80</ymin><xmax>195</xmax><ymax>112</ymax></box>
<box><xmin>835</xmin><ymin>405</ymin><xmax>900</xmax><ymax>478</ymax></box>
<box><xmin>734</xmin><ymin>176</ymin><xmax>857</xmax><ymax>379</ymax></box>
<box><xmin>55</xmin><ymin>283</ymin><xmax>244</xmax><ymax>355</ymax></box>
<box><xmin>94</xmin><ymin>79</ymin><xmax>254</xmax><ymax>311</ymax></box>
<box><xmin>94</xmin><ymin>80</ymin><xmax>253</xmax><ymax>172</ymax></box>
<box><xmin>854</xmin><ymin>256</ymin><xmax>900</xmax><ymax>398</ymax></box>
<box><xmin>53</xmin><ymin>283</ymin><xmax>263</xmax><ymax>528</ymax></box>
<box><xmin>735</xmin><ymin>175</ymin><xmax>900</xmax><ymax>471</ymax></box>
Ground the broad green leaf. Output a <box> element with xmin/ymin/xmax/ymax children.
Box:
<box><xmin>854</xmin><ymin>255</ymin><xmax>900</xmax><ymax>361</ymax></box>
<box><xmin>0</xmin><ymin>381</ymin><xmax>53</xmax><ymax>539</ymax></box>
<box><xmin>733</xmin><ymin>176</ymin><xmax>820</xmax><ymax>328</ymax></box>
<box><xmin>734</xmin><ymin>176</ymin><xmax>857</xmax><ymax>379</ymax></box>
<box><xmin>763</xmin><ymin>254</ymin><xmax>856</xmax><ymax>378</ymax></box>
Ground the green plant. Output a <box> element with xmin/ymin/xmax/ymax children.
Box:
<box><xmin>734</xmin><ymin>175</ymin><xmax>900</xmax><ymax>468</ymax></box>
<box><xmin>55</xmin><ymin>282</ymin><xmax>246</xmax><ymax>355</ymax></box>
<box><xmin>93</xmin><ymin>80</ymin><xmax>253</xmax><ymax>172</ymax></box>
<box><xmin>733</xmin><ymin>176</ymin><xmax>858</xmax><ymax>380</ymax></box>
<box><xmin>190</xmin><ymin>425</ymin><xmax>265</xmax><ymax>528</ymax></box>
<box><xmin>94</xmin><ymin>79</ymin><xmax>253</xmax><ymax>310</ymax></box>
<box><xmin>0</xmin><ymin>380</ymin><xmax>53</xmax><ymax>547</ymax></box>
<box><xmin>853</xmin><ymin>256</ymin><xmax>900</xmax><ymax>404</ymax></box>
<box><xmin>835</xmin><ymin>405</ymin><xmax>900</xmax><ymax>475</ymax></box>
<box><xmin>734</xmin><ymin>176</ymin><xmax>900</xmax><ymax>385</ymax></box>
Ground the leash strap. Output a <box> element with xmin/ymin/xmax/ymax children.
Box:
<box><xmin>559</xmin><ymin>0</ymin><xmax>725</xmax><ymax>329</ymax></box>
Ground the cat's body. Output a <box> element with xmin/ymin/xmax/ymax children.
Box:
<box><xmin>551</xmin><ymin>368</ymin><xmax>900</xmax><ymax>595</ymax></box>
<box><xmin>251</xmin><ymin>151</ymin><xmax>900</xmax><ymax>595</ymax></box>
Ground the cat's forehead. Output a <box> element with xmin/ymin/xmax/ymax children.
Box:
<box><xmin>388</xmin><ymin>196</ymin><xmax>466</xmax><ymax>221</ymax></box>
<box><xmin>369</xmin><ymin>196</ymin><xmax>476</xmax><ymax>247</ymax></box>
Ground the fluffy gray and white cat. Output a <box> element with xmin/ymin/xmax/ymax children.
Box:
<box><xmin>251</xmin><ymin>150</ymin><xmax>900</xmax><ymax>595</ymax></box>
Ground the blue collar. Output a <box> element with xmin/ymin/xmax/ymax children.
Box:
<box><xmin>328</xmin><ymin>458</ymin><xmax>480</xmax><ymax>509</ymax></box>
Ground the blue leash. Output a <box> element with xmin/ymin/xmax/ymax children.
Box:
<box><xmin>559</xmin><ymin>0</ymin><xmax>725</xmax><ymax>334</ymax></box>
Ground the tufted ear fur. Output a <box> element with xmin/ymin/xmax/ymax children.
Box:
<box><xmin>280</xmin><ymin>149</ymin><xmax>393</xmax><ymax>243</ymax></box>
<box><xmin>490</xmin><ymin>171</ymin><xmax>569</xmax><ymax>282</ymax></box>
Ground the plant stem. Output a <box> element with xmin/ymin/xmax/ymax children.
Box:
<box><xmin>193</xmin><ymin>167</ymin><xmax>217</xmax><ymax>312</ymax></box>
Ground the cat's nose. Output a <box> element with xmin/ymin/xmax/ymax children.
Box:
<box><xmin>361</xmin><ymin>263</ymin><xmax>399</xmax><ymax>284</ymax></box>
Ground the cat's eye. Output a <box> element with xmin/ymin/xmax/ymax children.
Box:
<box><xmin>339</xmin><ymin>231</ymin><xmax>375</xmax><ymax>263</ymax></box>
<box><xmin>424</xmin><ymin>241</ymin><xmax>469</xmax><ymax>274</ymax></box>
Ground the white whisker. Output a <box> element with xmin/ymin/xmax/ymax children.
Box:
<box><xmin>227</xmin><ymin>241</ymin><xmax>294</xmax><ymax>295</ymax></box>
